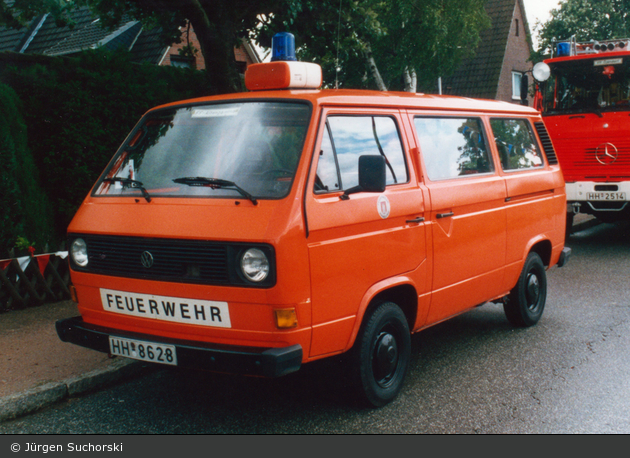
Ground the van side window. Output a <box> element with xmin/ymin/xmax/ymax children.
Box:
<box><xmin>490</xmin><ymin>119</ymin><xmax>544</xmax><ymax>170</ymax></box>
<box><xmin>414</xmin><ymin>117</ymin><xmax>493</xmax><ymax>181</ymax></box>
<box><xmin>315</xmin><ymin>116</ymin><xmax>408</xmax><ymax>192</ymax></box>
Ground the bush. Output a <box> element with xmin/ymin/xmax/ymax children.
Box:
<box><xmin>0</xmin><ymin>83</ymin><xmax>54</xmax><ymax>256</ymax></box>
<box><xmin>1</xmin><ymin>49</ymin><xmax>210</xmax><ymax>243</ymax></box>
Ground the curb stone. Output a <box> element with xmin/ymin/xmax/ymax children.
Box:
<box><xmin>0</xmin><ymin>358</ymin><xmax>152</xmax><ymax>422</ymax></box>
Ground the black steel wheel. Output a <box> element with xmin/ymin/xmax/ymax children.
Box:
<box><xmin>504</xmin><ymin>252</ymin><xmax>547</xmax><ymax>327</ymax></box>
<box><xmin>354</xmin><ymin>301</ymin><xmax>410</xmax><ymax>407</ymax></box>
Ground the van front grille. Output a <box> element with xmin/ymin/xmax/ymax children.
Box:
<box><xmin>73</xmin><ymin>235</ymin><xmax>230</xmax><ymax>284</ymax></box>
<box><xmin>68</xmin><ymin>234</ymin><xmax>276</xmax><ymax>287</ymax></box>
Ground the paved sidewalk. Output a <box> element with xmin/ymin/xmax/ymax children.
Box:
<box><xmin>0</xmin><ymin>214</ymin><xmax>600</xmax><ymax>423</ymax></box>
<box><xmin>0</xmin><ymin>301</ymin><xmax>151</xmax><ymax>422</ymax></box>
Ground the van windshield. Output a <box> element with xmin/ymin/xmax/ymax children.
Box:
<box><xmin>94</xmin><ymin>102</ymin><xmax>311</xmax><ymax>200</ymax></box>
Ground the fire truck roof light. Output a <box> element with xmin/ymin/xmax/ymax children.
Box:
<box><xmin>244</xmin><ymin>31</ymin><xmax>322</xmax><ymax>91</ymax></box>
<box><xmin>271</xmin><ymin>32</ymin><xmax>297</xmax><ymax>62</ymax></box>
<box><xmin>557</xmin><ymin>42</ymin><xmax>571</xmax><ymax>57</ymax></box>
<box><xmin>557</xmin><ymin>38</ymin><xmax>630</xmax><ymax>56</ymax></box>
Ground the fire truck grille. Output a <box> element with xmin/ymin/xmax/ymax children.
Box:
<box><xmin>553</xmin><ymin>138</ymin><xmax>630</xmax><ymax>180</ymax></box>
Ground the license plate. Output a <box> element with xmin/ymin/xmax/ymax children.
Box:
<box><xmin>586</xmin><ymin>192</ymin><xmax>627</xmax><ymax>201</ymax></box>
<box><xmin>109</xmin><ymin>336</ymin><xmax>177</xmax><ymax>366</ymax></box>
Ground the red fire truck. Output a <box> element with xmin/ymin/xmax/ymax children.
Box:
<box><xmin>533</xmin><ymin>37</ymin><xmax>630</xmax><ymax>227</ymax></box>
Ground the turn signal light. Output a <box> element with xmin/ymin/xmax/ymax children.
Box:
<box><xmin>274</xmin><ymin>308</ymin><xmax>298</xmax><ymax>328</ymax></box>
<box><xmin>70</xmin><ymin>284</ymin><xmax>79</xmax><ymax>303</ymax></box>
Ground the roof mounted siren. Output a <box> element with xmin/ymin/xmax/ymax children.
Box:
<box><xmin>552</xmin><ymin>36</ymin><xmax>630</xmax><ymax>57</ymax></box>
<box><xmin>245</xmin><ymin>32</ymin><xmax>322</xmax><ymax>91</ymax></box>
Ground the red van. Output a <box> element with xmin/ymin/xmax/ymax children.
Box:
<box><xmin>57</xmin><ymin>39</ymin><xmax>570</xmax><ymax>407</ymax></box>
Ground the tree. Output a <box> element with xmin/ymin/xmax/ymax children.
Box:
<box><xmin>534</xmin><ymin>0</ymin><xmax>630</xmax><ymax>58</ymax></box>
<box><xmin>0</xmin><ymin>0</ymin><xmax>282</xmax><ymax>94</ymax></box>
<box><xmin>2</xmin><ymin>0</ymin><xmax>489</xmax><ymax>94</ymax></box>
<box><xmin>255</xmin><ymin>0</ymin><xmax>490</xmax><ymax>92</ymax></box>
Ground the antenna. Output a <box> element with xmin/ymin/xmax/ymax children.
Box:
<box><xmin>335</xmin><ymin>0</ymin><xmax>343</xmax><ymax>89</ymax></box>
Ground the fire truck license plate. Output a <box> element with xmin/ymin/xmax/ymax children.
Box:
<box><xmin>109</xmin><ymin>336</ymin><xmax>177</xmax><ymax>366</ymax></box>
<box><xmin>586</xmin><ymin>192</ymin><xmax>626</xmax><ymax>201</ymax></box>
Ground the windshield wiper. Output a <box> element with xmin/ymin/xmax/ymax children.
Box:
<box><xmin>173</xmin><ymin>177</ymin><xmax>258</xmax><ymax>205</ymax></box>
<box><xmin>103</xmin><ymin>177</ymin><xmax>151</xmax><ymax>202</ymax></box>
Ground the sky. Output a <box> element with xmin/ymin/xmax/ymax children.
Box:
<box><xmin>522</xmin><ymin>0</ymin><xmax>562</xmax><ymax>47</ymax></box>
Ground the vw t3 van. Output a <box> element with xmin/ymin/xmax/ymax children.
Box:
<box><xmin>57</xmin><ymin>39</ymin><xmax>571</xmax><ymax>407</ymax></box>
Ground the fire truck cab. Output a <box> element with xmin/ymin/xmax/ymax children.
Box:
<box><xmin>533</xmin><ymin>36</ymin><xmax>630</xmax><ymax>225</ymax></box>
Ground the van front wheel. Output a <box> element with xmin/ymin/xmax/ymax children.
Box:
<box><xmin>353</xmin><ymin>301</ymin><xmax>410</xmax><ymax>407</ymax></box>
<box><xmin>504</xmin><ymin>252</ymin><xmax>547</xmax><ymax>327</ymax></box>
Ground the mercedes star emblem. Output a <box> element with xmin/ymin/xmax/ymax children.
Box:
<box><xmin>595</xmin><ymin>143</ymin><xmax>618</xmax><ymax>165</ymax></box>
<box><xmin>140</xmin><ymin>251</ymin><xmax>154</xmax><ymax>268</ymax></box>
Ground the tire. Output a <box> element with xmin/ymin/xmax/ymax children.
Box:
<box><xmin>353</xmin><ymin>301</ymin><xmax>411</xmax><ymax>408</ymax></box>
<box><xmin>504</xmin><ymin>252</ymin><xmax>547</xmax><ymax>327</ymax></box>
<box><xmin>565</xmin><ymin>212</ymin><xmax>574</xmax><ymax>240</ymax></box>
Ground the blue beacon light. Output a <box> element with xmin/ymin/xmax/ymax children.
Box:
<box><xmin>271</xmin><ymin>32</ymin><xmax>297</xmax><ymax>62</ymax></box>
<box><xmin>556</xmin><ymin>42</ymin><xmax>571</xmax><ymax>57</ymax></box>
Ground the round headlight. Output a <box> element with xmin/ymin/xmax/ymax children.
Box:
<box><xmin>240</xmin><ymin>248</ymin><xmax>269</xmax><ymax>282</ymax></box>
<box><xmin>533</xmin><ymin>62</ymin><xmax>551</xmax><ymax>82</ymax></box>
<box><xmin>71</xmin><ymin>238</ymin><xmax>88</xmax><ymax>267</ymax></box>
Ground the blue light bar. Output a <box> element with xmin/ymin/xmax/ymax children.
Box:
<box><xmin>271</xmin><ymin>32</ymin><xmax>297</xmax><ymax>62</ymax></box>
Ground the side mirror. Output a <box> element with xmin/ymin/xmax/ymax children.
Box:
<box><xmin>341</xmin><ymin>155</ymin><xmax>386</xmax><ymax>200</ymax></box>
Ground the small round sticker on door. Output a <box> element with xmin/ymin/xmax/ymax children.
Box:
<box><xmin>377</xmin><ymin>195</ymin><xmax>391</xmax><ymax>219</ymax></box>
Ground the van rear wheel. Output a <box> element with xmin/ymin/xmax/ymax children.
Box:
<box><xmin>504</xmin><ymin>252</ymin><xmax>547</xmax><ymax>327</ymax></box>
<box><xmin>353</xmin><ymin>301</ymin><xmax>410</xmax><ymax>408</ymax></box>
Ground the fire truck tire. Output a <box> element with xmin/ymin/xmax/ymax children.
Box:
<box><xmin>504</xmin><ymin>252</ymin><xmax>547</xmax><ymax>327</ymax></box>
<box><xmin>353</xmin><ymin>301</ymin><xmax>411</xmax><ymax>408</ymax></box>
<box><xmin>566</xmin><ymin>212</ymin><xmax>574</xmax><ymax>239</ymax></box>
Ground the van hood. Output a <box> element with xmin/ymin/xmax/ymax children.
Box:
<box><xmin>68</xmin><ymin>198</ymin><xmax>296</xmax><ymax>242</ymax></box>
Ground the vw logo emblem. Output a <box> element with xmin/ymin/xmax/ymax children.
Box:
<box><xmin>140</xmin><ymin>251</ymin><xmax>154</xmax><ymax>268</ymax></box>
<box><xmin>595</xmin><ymin>143</ymin><xmax>618</xmax><ymax>165</ymax></box>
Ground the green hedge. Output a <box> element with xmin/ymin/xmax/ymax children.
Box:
<box><xmin>0</xmin><ymin>83</ymin><xmax>53</xmax><ymax>256</ymax></box>
<box><xmin>1</xmin><ymin>49</ymin><xmax>210</xmax><ymax>247</ymax></box>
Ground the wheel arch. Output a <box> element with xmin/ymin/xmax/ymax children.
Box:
<box><xmin>345</xmin><ymin>280</ymin><xmax>418</xmax><ymax>352</ymax></box>
<box><xmin>529</xmin><ymin>238</ymin><xmax>553</xmax><ymax>267</ymax></box>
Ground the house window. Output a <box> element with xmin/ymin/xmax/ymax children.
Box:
<box><xmin>170</xmin><ymin>55</ymin><xmax>195</xmax><ymax>68</ymax></box>
<box><xmin>512</xmin><ymin>71</ymin><xmax>523</xmax><ymax>100</ymax></box>
<box><xmin>515</xmin><ymin>19</ymin><xmax>520</xmax><ymax>37</ymax></box>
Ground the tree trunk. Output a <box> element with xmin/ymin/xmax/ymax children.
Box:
<box><xmin>184</xmin><ymin>2</ymin><xmax>242</xmax><ymax>94</ymax></box>
<box><xmin>363</xmin><ymin>42</ymin><xmax>387</xmax><ymax>92</ymax></box>
<box><xmin>403</xmin><ymin>67</ymin><xmax>417</xmax><ymax>93</ymax></box>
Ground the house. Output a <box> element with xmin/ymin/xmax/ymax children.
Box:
<box><xmin>0</xmin><ymin>5</ymin><xmax>260</xmax><ymax>71</ymax></box>
<box><xmin>441</xmin><ymin>0</ymin><xmax>534</xmax><ymax>105</ymax></box>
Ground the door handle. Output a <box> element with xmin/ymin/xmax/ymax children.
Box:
<box><xmin>436</xmin><ymin>212</ymin><xmax>454</xmax><ymax>219</ymax></box>
<box><xmin>406</xmin><ymin>217</ymin><xmax>425</xmax><ymax>224</ymax></box>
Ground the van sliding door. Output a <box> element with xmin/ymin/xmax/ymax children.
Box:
<box><xmin>413</xmin><ymin>116</ymin><xmax>507</xmax><ymax>324</ymax></box>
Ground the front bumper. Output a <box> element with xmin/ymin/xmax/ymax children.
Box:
<box><xmin>56</xmin><ymin>316</ymin><xmax>302</xmax><ymax>378</ymax></box>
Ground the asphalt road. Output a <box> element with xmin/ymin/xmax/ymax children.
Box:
<box><xmin>1</xmin><ymin>221</ymin><xmax>629</xmax><ymax>433</ymax></box>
